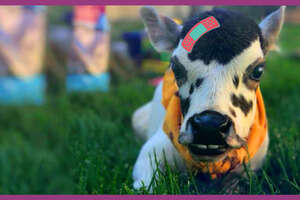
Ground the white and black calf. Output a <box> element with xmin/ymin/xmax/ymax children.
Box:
<box><xmin>132</xmin><ymin>6</ymin><xmax>285</xmax><ymax>190</ymax></box>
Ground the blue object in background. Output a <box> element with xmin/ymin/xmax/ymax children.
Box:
<box><xmin>122</xmin><ymin>31</ymin><xmax>143</xmax><ymax>60</ymax></box>
<box><xmin>95</xmin><ymin>14</ymin><xmax>110</xmax><ymax>32</ymax></box>
<box><xmin>0</xmin><ymin>75</ymin><xmax>46</xmax><ymax>105</ymax></box>
<box><xmin>66</xmin><ymin>72</ymin><xmax>110</xmax><ymax>93</ymax></box>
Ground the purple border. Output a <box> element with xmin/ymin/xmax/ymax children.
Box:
<box><xmin>0</xmin><ymin>1</ymin><xmax>298</xmax><ymax>199</ymax></box>
<box><xmin>0</xmin><ymin>195</ymin><xmax>298</xmax><ymax>200</ymax></box>
<box><xmin>0</xmin><ymin>0</ymin><xmax>299</xmax><ymax>5</ymax></box>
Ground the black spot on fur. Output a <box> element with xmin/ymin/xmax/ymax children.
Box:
<box><xmin>195</xmin><ymin>78</ymin><xmax>203</xmax><ymax>88</ymax></box>
<box><xmin>231</xmin><ymin>94</ymin><xmax>253</xmax><ymax>116</ymax></box>
<box><xmin>180</xmin><ymin>96</ymin><xmax>190</xmax><ymax>116</ymax></box>
<box><xmin>175</xmin><ymin>91</ymin><xmax>180</xmax><ymax>97</ymax></box>
<box><xmin>229</xmin><ymin>107</ymin><xmax>236</xmax><ymax>118</ymax></box>
<box><xmin>180</xmin><ymin>9</ymin><xmax>265</xmax><ymax>65</ymax></box>
<box><xmin>171</xmin><ymin>56</ymin><xmax>187</xmax><ymax>87</ymax></box>
<box><xmin>233</xmin><ymin>75</ymin><xmax>239</xmax><ymax>88</ymax></box>
<box><xmin>189</xmin><ymin>84</ymin><xmax>194</xmax><ymax>94</ymax></box>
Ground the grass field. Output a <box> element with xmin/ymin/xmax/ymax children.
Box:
<box><xmin>0</xmin><ymin>12</ymin><xmax>300</xmax><ymax>194</ymax></box>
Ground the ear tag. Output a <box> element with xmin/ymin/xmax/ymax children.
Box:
<box><xmin>182</xmin><ymin>16</ymin><xmax>220</xmax><ymax>52</ymax></box>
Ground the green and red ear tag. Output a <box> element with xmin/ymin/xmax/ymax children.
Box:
<box><xmin>182</xmin><ymin>16</ymin><xmax>220</xmax><ymax>52</ymax></box>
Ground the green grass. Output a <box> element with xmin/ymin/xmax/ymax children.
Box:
<box><xmin>0</xmin><ymin>21</ymin><xmax>300</xmax><ymax>194</ymax></box>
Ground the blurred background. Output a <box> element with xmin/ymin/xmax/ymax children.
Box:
<box><xmin>0</xmin><ymin>6</ymin><xmax>299</xmax><ymax>194</ymax></box>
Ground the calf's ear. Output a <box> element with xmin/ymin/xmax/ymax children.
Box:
<box><xmin>140</xmin><ymin>6</ymin><xmax>182</xmax><ymax>52</ymax></box>
<box><xmin>259</xmin><ymin>6</ymin><xmax>286</xmax><ymax>54</ymax></box>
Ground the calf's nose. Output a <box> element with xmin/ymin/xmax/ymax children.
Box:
<box><xmin>189</xmin><ymin>110</ymin><xmax>232</xmax><ymax>144</ymax></box>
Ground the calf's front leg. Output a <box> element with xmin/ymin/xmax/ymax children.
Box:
<box><xmin>132</xmin><ymin>128</ymin><xmax>184</xmax><ymax>190</ymax></box>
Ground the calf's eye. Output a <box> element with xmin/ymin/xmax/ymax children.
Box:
<box><xmin>250</xmin><ymin>64</ymin><xmax>264</xmax><ymax>81</ymax></box>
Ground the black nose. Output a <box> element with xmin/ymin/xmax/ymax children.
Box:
<box><xmin>189</xmin><ymin>111</ymin><xmax>232</xmax><ymax>144</ymax></box>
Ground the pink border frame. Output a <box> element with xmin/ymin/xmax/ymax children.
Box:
<box><xmin>0</xmin><ymin>195</ymin><xmax>299</xmax><ymax>199</ymax></box>
<box><xmin>0</xmin><ymin>1</ymin><xmax>298</xmax><ymax>199</ymax></box>
<box><xmin>0</xmin><ymin>0</ymin><xmax>298</xmax><ymax>5</ymax></box>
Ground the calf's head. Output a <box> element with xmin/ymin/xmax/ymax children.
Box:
<box><xmin>141</xmin><ymin>6</ymin><xmax>285</xmax><ymax>161</ymax></box>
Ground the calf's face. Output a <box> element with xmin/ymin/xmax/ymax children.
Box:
<box><xmin>141</xmin><ymin>6</ymin><xmax>285</xmax><ymax>161</ymax></box>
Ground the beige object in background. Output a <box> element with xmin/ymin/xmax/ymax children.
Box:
<box><xmin>0</xmin><ymin>6</ymin><xmax>46</xmax><ymax>78</ymax></box>
<box><xmin>106</xmin><ymin>6</ymin><xmax>190</xmax><ymax>21</ymax></box>
<box><xmin>67</xmin><ymin>6</ymin><xmax>110</xmax><ymax>76</ymax></box>
<box><xmin>68</xmin><ymin>25</ymin><xmax>110</xmax><ymax>75</ymax></box>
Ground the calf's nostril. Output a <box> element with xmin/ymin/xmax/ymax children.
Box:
<box><xmin>219</xmin><ymin>118</ymin><xmax>232</xmax><ymax>134</ymax></box>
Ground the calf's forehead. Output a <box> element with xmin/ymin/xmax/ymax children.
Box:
<box><xmin>176</xmin><ymin>8</ymin><xmax>265</xmax><ymax>66</ymax></box>
<box><xmin>173</xmin><ymin>38</ymin><xmax>264</xmax><ymax>77</ymax></box>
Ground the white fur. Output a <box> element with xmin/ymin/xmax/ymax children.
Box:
<box><xmin>132</xmin><ymin>102</ymin><xmax>152</xmax><ymax>140</ymax></box>
<box><xmin>132</xmin><ymin>82</ymin><xmax>165</xmax><ymax>141</ymax></box>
